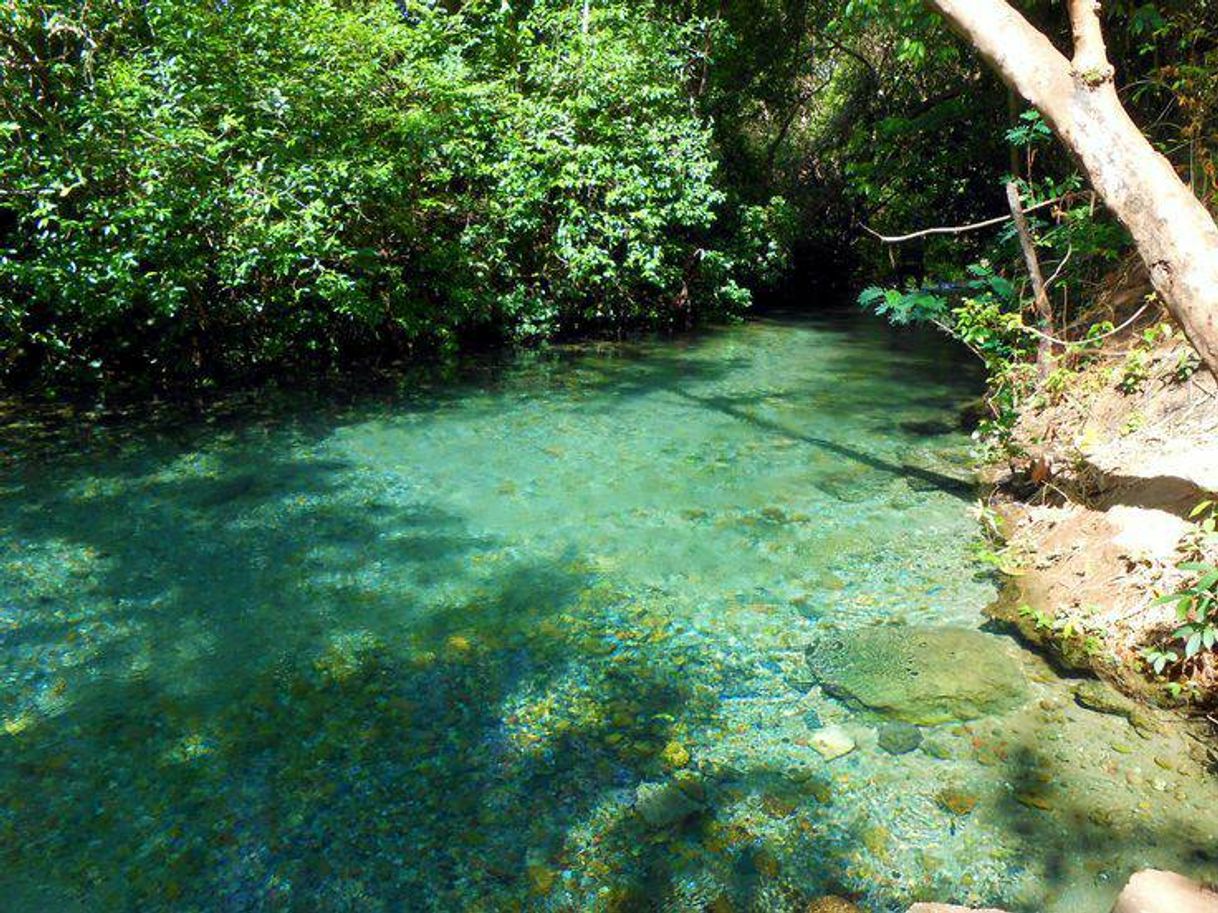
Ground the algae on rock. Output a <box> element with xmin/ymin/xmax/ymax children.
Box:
<box><xmin>805</xmin><ymin>626</ymin><xmax>1029</xmax><ymax>724</ymax></box>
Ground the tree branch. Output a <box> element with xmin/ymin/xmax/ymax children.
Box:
<box><xmin>1023</xmin><ymin>303</ymin><xmax>1149</xmax><ymax>347</ymax></box>
<box><xmin>923</xmin><ymin>0</ymin><xmax>1074</xmax><ymax>117</ymax></box>
<box><xmin>1043</xmin><ymin>244</ymin><xmax>1074</xmax><ymax>292</ymax></box>
<box><xmin>859</xmin><ymin>196</ymin><xmax>1063</xmax><ymax>244</ymax></box>
<box><xmin>1007</xmin><ymin>181</ymin><xmax>1054</xmax><ymax>371</ymax></box>
<box><xmin>1068</xmin><ymin>0</ymin><xmax>1113</xmax><ymax>84</ymax></box>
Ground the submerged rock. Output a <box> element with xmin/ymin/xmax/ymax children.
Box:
<box><xmin>936</xmin><ymin>786</ymin><xmax>978</xmax><ymax>817</ymax></box>
<box><xmin>807</xmin><ymin>898</ymin><xmax>863</xmax><ymax>913</ymax></box>
<box><xmin>752</xmin><ymin>847</ymin><xmax>781</xmax><ymax>878</ymax></box>
<box><xmin>660</xmin><ymin>740</ymin><xmax>690</xmax><ymax>769</ymax></box>
<box><xmin>526</xmin><ymin>863</ymin><xmax>557</xmax><ymax>895</ymax></box>
<box><xmin>805</xmin><ymin>626</ymin><xmax>1029</xmax><ymax>725</ymax></box>
<box><xmin>1073</xmin><ymin>680</ymin><xmax>1133</xmax><ymax>717</ymax></box>
<box><xmin>1014</xmin><ymin>790</ymin><xmax>1053</xmax><ymax>811</ymax></box>
<box><xmin>809</xmin><ymin>725</ymin><xmax>856</xmax><ymax>760</ymax></box>
<box><xmin>877</xmin><ymin>722</ymin><xmax>923</xmax><ymax>755</ymax></box>
<box><xmin>761</xmin><ymin>794</ymin><xmax>798</xmax><ymax>819</ymax></box>
<box><xmin>814</xmin><ymin>474</ymin><xmax>871</xmax><ymax>503</ymax></box>
<box><xmin>1072</xmin><ymin>680</ymin><xmax>1165</xmax><ymax>734</ymax></box>
<box><xmin>634</xmin><ymin>778</ymin><xmax>703</xmax><ymax>828</ymax></box>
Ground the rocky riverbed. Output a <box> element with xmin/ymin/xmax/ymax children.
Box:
<box><xmin>1</xmin><ymin>314</ymin><xmax>1214</xmax><ymax>912</ymax></box>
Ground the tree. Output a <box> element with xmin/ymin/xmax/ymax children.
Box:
<box><xmin>0</xmin><ymin>0</ymin><xmax>793</xmax><ymax>393</ymax></box>
<box><xmin>925</xmin><ymin>0</ymin><xmax>1218</xmax><ymax>378</ymax></box>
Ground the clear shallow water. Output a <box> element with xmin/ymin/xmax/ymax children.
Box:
<box><xmin>0</xmin><ymin>313</ymin><xmax>1214</xmax><ymax>913</ymax></box>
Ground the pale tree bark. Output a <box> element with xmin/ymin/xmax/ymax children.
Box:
<box><xmin>1006</xmin><ymin>181</ymin><xmax>1053</xmax><ymax>371</ymax></box>
<box><xmin>925</xmin><ymin>0</ymin><xmax>1218</xmax><ymax>379</ymax></box>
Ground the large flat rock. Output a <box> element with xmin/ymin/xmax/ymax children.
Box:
<box><xmin>806</xmin><ymin>626</ymin><xmax>1028</xmax><ymax>725</ymax></box>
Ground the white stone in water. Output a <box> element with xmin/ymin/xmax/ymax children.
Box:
<box><xmin>809</xmin><ymin>725</ymin><xmax>856</xmax><ymax>760</ymax></box>
<box><xmin>1111</xmin><ymin>869</ymin><xmax>1218</xmax><ymax>913</ymax></box>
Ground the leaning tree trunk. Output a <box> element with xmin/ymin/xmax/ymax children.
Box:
<box><xmin>926</xmin><ymin>0</ymin><xmax>1218</xmax><ymax>379</ymax></box>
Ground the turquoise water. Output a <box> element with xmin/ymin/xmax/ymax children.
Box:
<box><xmin>0</xmin><ymin>313</ymin><xmax>1214</xmax><ymax>912</ymax></box>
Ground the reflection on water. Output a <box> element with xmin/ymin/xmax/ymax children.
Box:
<box><xmin>0</xmin><ymin>314</ymin><xmax>1213</xmax><ymax>912</ymax></box>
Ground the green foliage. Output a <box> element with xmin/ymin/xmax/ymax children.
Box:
<box><xmin>5</xmin><ymin>0</ymin><xmax>1216</xmax><ymax>397</ymax></box>
<box><xmin>0</xmin><ymin>0</ymin><xmax>791</xmax><ymax>392</ymax></box>
<box><xmin>1018</xmin><ymin>603</ymin><xmax>1055</xmax><ymax>632</ymax></box>
<box><xmin>1140</xmin><ymin>322</ymin><xmax>1174</xmax><ymax>347</ymax></box>
<box><xmin>1114</xmin><ymin>322</ymin><xmax>1189</xmax><ymax>394</ymax></box>
<box><xmin>1173</xmin><ymin>349</ymin><xmax>1201</xmax><ymax>382</ymax></box>
<box><xmin>861</xmin><ymin>262</ymin><xmax>1017</xmax><ymax>348</ymax></box>
<box><xmin>1117</xmin><ymin>349</ymin><xmax>1151</xmax><ymax>394</ymax></box>
<box><xmin>1018</xmin><ymin>603</ymin><xmax>1102</xmax><ymax>657</ymax></box>
<box><xmin>1182</xmin><ymin>499</ymin><xmax>1218</xmax><ymax>558</ymax></box>
<box><xmin>1076</xmin><ymin>321</ymin><xmax>1116</xmax><ymax>353</ymax></box>
<box><xmin>1005</xmin><ymin>111</ymin><xmax>1052</xmax><ymax>149</ymax></box>
<box><xmin>1142</xmin><ymin>645</ymin><xmax>1179</xmax><ymax>676</ymax></box>
<box><xmin>950</xmin><ymin>264</ymin><xmax>1025</xmax><ymax>367</ymax></box>
<box><xmin>857</xmin><ymin>285</ymin><xmax>948</xmax><ymax>326</ymax></box>
<box><xmin>1119</xmin><ymin>410</ymin><xmax>1147</xmax><ymax>436</ymax></box>
<box><xmin>1147</xmin><ymin>501</ymin><xmax>1218</xmax><ymax>676</ymax></box>
<box><xmin>1155</xmin><ymin>562</ymin><xmax>1218</xmax><ymax>660</ymax></box>
<box><xmin>1190</xmin><ymin>499</ymin><xmax>1217</xmax><ymax>530</ymax></box>
<box><xmin>860</xmin><ymin>259</ymin><xmax>1033</xmax><ymax>457</ymax></box>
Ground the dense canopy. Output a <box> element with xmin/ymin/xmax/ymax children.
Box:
<box><xmin>1</xmin><ymin>0</ymin><xmax>1216</xmax><ymax>394</ymax></box>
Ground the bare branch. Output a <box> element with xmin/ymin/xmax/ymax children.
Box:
<box><xmin>1023</xmin><ymin>303</ymin><xmax>1150</xmax><ymax>347</ymax></box>
<box><xmin>1043</xmin><ymin>245</ymin><xmax>1074</xmax><ymax>292</ymax></box>
<box><xmin>859</xmin><ymin>196</ymin><xmax>1062</xmax><ymax>244</ymax></box>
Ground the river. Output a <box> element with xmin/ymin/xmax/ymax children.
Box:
<box><xmin>0</xmin><ymin>313</ymin><xmax>1213</xmax><ymax>912</ymax></box>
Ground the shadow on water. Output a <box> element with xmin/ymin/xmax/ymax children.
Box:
<box><xmin>671</xmin><ymin>389</ymin><xmax>975</xmax><ymax>500</ymax></box>
<box><xmin>980</xmin><ymin>736</ymin><xmax>1218</xmax><ymax>910</ymax></box>
<box><xmin>0</xmin><ymin>315</ymin><xmax>1012</xmax><ymax>912</ymax></box>
<box><xmin>0</xmin><ymin>405</ymin><xmax>879</xmax><ymax>912</ymax></box>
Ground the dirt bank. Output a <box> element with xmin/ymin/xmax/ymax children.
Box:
<box><xmin>977</xmin><ymin>304</ymin><xmax>1218</xmax><ymax>739</ymax></box>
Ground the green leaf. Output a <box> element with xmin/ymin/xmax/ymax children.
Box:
<box><xmin>1178</xmin><ymin>562</ymin><xmax>1214</xmax><ymax>573</ymax></box>
<box><xmin>1185</xmin><ymin>631</ymin><xmax>1204</xmax><ymax>658</ymax></box>
<box><xmin>1153</xmin><ymin>592</ymin><xmax>1189</xmax><ymax>606</ymax></box>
